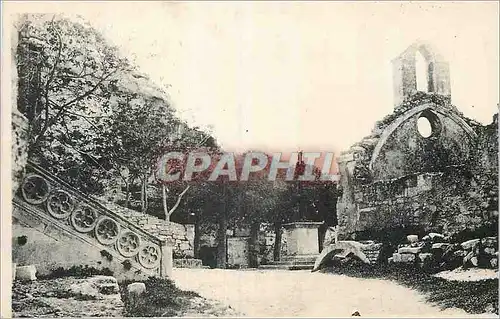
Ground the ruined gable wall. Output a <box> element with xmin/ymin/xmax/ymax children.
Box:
<box><xmin>336</xmin><ymin>97</ymin><xmax>498</xmax><ymax>240</ymax></box>
<box><xmin>371</xmin><ymin>106</ymin><xmax>475</xmax><ymax>180</ymax></box>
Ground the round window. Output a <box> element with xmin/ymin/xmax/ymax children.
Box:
<box><xmin>417</xmin><ymin>116</ymin><xmax>433</xmax><ymax>138</ymax></box>
<box><xmin>416</xmin><ymin>110</ymin><xmax>441</xmax><ymax>138</ymax></box>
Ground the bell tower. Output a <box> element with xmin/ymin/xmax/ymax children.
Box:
<box><xmin>392</xmin><ymin>41</ymin><xmax>451</xmax><ymax>107</ymax></box>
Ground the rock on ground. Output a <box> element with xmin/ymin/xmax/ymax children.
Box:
<box><xmin>433</xmin><ymin>268</ymin><xmax>499</xmax><ymax>282</ymax></box>
<box><xmin>12</xmin><ymin>276</ymin><xmax>123</xmax><ymax>317</ymax></box>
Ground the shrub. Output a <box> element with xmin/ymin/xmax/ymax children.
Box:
<box><xmin>120</xmin><ymin>276</ymin><xmax>200</xmax><ymax>317</ymax></box>
<box><xmin>38</xmin><ymin>265</ymin><xmax>113</xmax><ymax>280</ymax></box>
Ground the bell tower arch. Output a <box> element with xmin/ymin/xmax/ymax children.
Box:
<box><xmin>392</xmin><ymin>41</ymin><xmax>451</xmax><ymax>107</ymax></box>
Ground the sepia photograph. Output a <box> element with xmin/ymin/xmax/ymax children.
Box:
<box><xmin>1</xmin><ymin>1</ymin><xmax>499</xmax><ymax>318</ymax></box>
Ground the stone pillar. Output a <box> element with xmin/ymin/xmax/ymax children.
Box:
<box><xmin>160</xmin><ymin>244</ymin><xmax>173</xmax><ymax>278</ymax></box>
<box><xmin>283</xmin><ymin>222</ymin><xmax>323</xmax><ymax>256</ymax></box>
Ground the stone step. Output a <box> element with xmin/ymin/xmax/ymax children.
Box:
<box><xmin>271</xmin><ymin>259</ymin><xmax>316</xmax><ymax>266</ymax></box>
<box><xmin>281</xmin><ymin>255</ymin><xmax>318</xmax><ymax>263</ymax></box>
<box><xmin>173</xmin><ymin>258</ymin><xmax>205</xmax><ymax>269</ymax></box>
<box><xmin>258</xmin><ymin>264</ymin><xmax>314</xmax><ymax>271</ymax></box>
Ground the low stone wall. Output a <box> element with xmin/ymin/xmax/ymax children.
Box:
<box><xmin>173</xmin><ymin>258</ymin><xmax>204</xmax><ymax>268</ymax></box>
<box><xmin>99</xmin><ymin>201</ymin><xmax>194</xmax><ymax>258</ymax></box>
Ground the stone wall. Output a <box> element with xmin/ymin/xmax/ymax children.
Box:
<box><xmin>99</xmin><ymin>201</ymin><xmax>194</xmax><ymax>258</ymax></box>
<box><xmin>337</xmin><ymin>100</ymin><xmax>498</xmax><ymax>240</ymax></box>
<box><xmin>336</xmin><ymin>42</ymin><xmax>498</xmax><ymax>241</ymax></box>
<box><xmin>225</xmin><ymin>224</ymin><xmax>288</xmax><ymax>267</ymax></box>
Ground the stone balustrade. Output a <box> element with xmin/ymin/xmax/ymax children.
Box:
<box><xmin>13</xmin><ymin>162</ymin><xmax>173</xmax><ymax>279</ymax></box>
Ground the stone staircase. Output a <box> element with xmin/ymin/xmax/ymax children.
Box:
<box><xmin>258</xmin><ymin>255</ymin><xmax>317</xmax><ymax>271</ymax></box>
<box><xmin>12</xmin><ymin>162</ymin><xmax>173</xmax><ymax>280</ymax></box>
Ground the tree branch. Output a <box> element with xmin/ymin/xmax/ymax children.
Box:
<box><xmin>34</xmin><ymin>68</ymin><xmax>118</xmax><ymax>145</ymax></box>
<box><xmin>168</xmin><ymin>185</ymin><xmax>191</xmax><ymax>217</ymax></box>
<box><xmin>42</xmin><ymin>20</ymin><xmax>63</xmax><ymax>134</ymax></box>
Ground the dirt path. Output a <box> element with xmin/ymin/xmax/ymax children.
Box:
<box><xmin>172</xmin><ymin>268</ymin><xmax>495</xmax><ymax>318</ymax></box>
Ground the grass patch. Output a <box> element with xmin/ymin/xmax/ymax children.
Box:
<box><xmin>321</xmin><ymin>261</ymin><xmax>498</xmax><ymax>314</ymax></box>
<box><xmin>119</xmin><ymin>276</ymin><xmax>201</xmax><ymax>317</ymax></box>
<box><xmin>37</xmin><ymin>265</ymin><xmax>113</xmax><ymax>280</ymax></box>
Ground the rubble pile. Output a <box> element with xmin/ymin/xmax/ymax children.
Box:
<box><xmin>388</xmin><ymin>233</ymin><xmax>498</xmax><ymax>272</ymax></box>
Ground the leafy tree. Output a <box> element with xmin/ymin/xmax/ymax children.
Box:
<box><xmin>16</xmin><ymin>14</ymin><xmax>130</xmax><ymax>193</ymax></box>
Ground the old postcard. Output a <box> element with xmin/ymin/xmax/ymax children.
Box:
<box><xmin>1</xmin><ymin>1</ymin><xmax>499</xmax><ymax>318</ymax></box>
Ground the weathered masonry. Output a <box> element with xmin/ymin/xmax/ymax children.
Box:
<box><xmin>13</xmin><ymin>163</ymin><xmax>174</xmax><ymax>280</ymax></box>
<box><xmin>336</xmin><ymin>41</ymin><xmax>498</xmax><ymax>240</ymax></box>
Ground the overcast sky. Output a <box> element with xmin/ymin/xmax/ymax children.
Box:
<box><xmin>7</xmin><ymin>1</ymin><xmax>500</xmax><ymax>153</ymax></box>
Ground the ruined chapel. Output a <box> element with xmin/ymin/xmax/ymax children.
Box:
<box><xmin>336</xmin><ymin>41</ymin><xmax>498</xmax><ymax>241</ymax></box>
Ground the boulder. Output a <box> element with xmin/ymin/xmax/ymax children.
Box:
<box><xmin>16</xmin><ymin>265</ymin><xmax>37</xmax><ymax>281</ymax></box>
<box><xmin>453</xmin><ymin>250</ymin><xmax>466</xmax><ymax>258</ymax></box>
<box><xmin>428</xmin><ymin>233</ymin><xmax>445</xmax><ymax>242</ymax></box>
<box><xmin>481</xmin><ymin>237</ymin><xmax>498</xmax><ymax>248</ymax></box>
<box><xmin>418</xmin><ymin>253</ymin><xmax>433</xmax><ymax>262</ymax></box>
<box><xmin>461</xmin><ymin>239</ymin><xmax>480</xmax><ymax>250</ymax></box>
<box><xmin>490</xmin><ymin>258</ymin><xmax>498</xmax><ymax>269</ymax></box>
<box><xmin>418</xmin><ymin>253</ymin><xmax>434</xmax><ymax>269</ymax></box>
<box><xmin>484</xmin><ymin>247</ymin><xmax>497</xmax><ymax>256</ymax></box>
<box><xmin>432</xmin><ymin>243</ymin><xmax>450</xmax><ymax>250</ymax></box>
<box><xmin>400</xmin><ymin>253</ymin><xmax>416</xmax><ymax>263</ymax></box>
<box><xmin>69</xmin><ymin>276</ymin><xmax>120</xmax><ymax>299</ymax></box>
<box><xmin>462</xmin><ymin>251</ymin><xmax>475</xmax><ymax>267</ymax></box>
<box><xmin>398</xmin><ymin>246</ymin><xmax>422</xmax><ymax>254</ymax></box>
<box><xmin>407</xmin><ymin>235</ymin><xmax>419</xmax><ymax>243</ymax></box>
<box><xmin>470</xmin><ymin>256</ymin><xmax>479</xmax><ymax>267</ymax></box>
<box><xmin>392</xmin><ymin>253</ymin><xmax>402</xmax><ymax>263</ymax></box>
<box><xmin>127</xmin><ymin>282</ymin><xmax>146</xmax><ymax>295</ymax></box>
<box><xmin>127</xmin><ymin>282</ymin><xmax>146</xmax><ymax>306</ymax></box>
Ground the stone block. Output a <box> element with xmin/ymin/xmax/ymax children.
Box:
<box><xmin>16</xmin><ymin>265</ymin><xmax>37</xmax><ymax>281</ymax></box>
<box><xmin>127</xmin><ymin>282</ymin><xmax>146</xmax><ymax>306</ymax></box>
<box><xmin>490</xmin><ymin>258</ymin><xmax>498</xmax><ymax>269</ymax></box>
<box><xmin>400</xmin><ymin>253</ymin><xmax>416</xmax><ymax>263</ymax></box>
<box><xmin>71</xmin><ymin>275</ymin><xmax>120</xmax><ymax>296</ymax></box>
<box><xmin>418</xmin><ymin>253</ymin><xmax>433</xmax><ymax>262</ymax></box>
<box><xmin>432</xmin><ymin>243</ymin><xmax>450</xmax><ymax>250</ymax></box>
<box><xmin>407</xmin><ymin>235</ymin><xmax>419</xmax><ymax>243</ymax></box>
<box><xmin>484</xmin><ymin>247</ymin><xmax>497</xmax><ymax>256</ymax></box>
<box><xmin>470</xmin><ymin>256</ymin><xmax>479</xmax><ymax>267</ymax></box>
<box><xmin>392</xmin><ymin>253</ymin><xmax>402</xmax><ymax>263</ymax></box>
<box><xmin>428</xmin><ymin>233</ymin><xmax>445</xmax><ymax>241</ymax></box>
<box><xmin>127</xmin><ymin>282</ymin><xmax>146</xmax><ymax>295</ymax></box>
<box><xmin>398</xmin><ymin>246</ymin><xmax>422</xmax><ymax>254</ymax></box>
<box><xmin>462</xmin><ymin>251</ymin><xmax>474</xmax><ymax>266</ymax></box>
<box><xmin>482</xmin><ymin>237</ymin><xmax>498</xmax><ymax>248</ymax></box>
<box><xmin>461</xmin><ymin>239</ymin><xmax>480</xmax><ymax>250</ymax></box>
